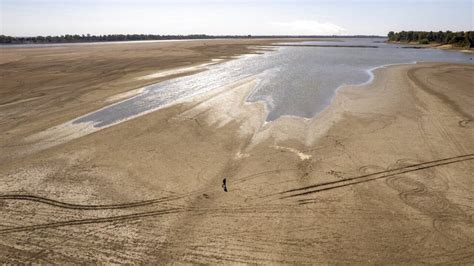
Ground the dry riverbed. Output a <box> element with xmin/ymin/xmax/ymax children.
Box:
<box><xmin>0</xmin><ymin>40</ymin><xmax>473</xmax><ymax>263</ymax></box>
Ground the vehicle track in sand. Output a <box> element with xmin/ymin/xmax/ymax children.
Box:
<box><xmin>0</xmin><ymin>208</ymin><xmax>183</xmax><ymax>235</ymax></box>
<box><xmin>385</xmin><ymin>158</ymin><xmax>473</xmax><ymax>246</ymax></box>
<box><xmin>280</xmin><ymin>154</ymin><xmax>474</xmax><ymax>202</ymax></box>
<box><xmin>0</xmin><ymin>194</ymin><xmax>173</xmax><ymax>210</ymax></box>
<box><xmin>407</xmin><ymin>64</ymin><xmax>473</xmax><ymax>121</ymax></box>
<box><xmin>0</xmin><ymin>168</ymin><xmax>299</xmax><ymax>211</ymax></box>
<box><xmin>1</xmin><ymin>154</ymin><xmax>472</xmax><ymax>235</ymax></box>
<box><xmin>0</xmin><ymin>203</ymin><xmax>297</xmax><ymax>235</ymax></box>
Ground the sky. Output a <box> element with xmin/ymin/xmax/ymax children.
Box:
<box><xmin>1</xmin><ymin>0</ymin><xmax>473</xmax><ymax>36</ymax></box>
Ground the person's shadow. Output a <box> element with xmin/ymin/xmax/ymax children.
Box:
<box><xmin>222</xmin><ymin>178</ymin><xmax>228</xmax><ymax>192</ymax></box>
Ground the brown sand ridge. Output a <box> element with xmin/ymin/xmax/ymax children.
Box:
<box><xmin>0</xmin><ymin>40</ymin><xmax>473</xmax><ymax>263</ymax></box>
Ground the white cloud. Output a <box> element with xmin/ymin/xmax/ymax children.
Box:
<box><xmin>270</xmin><ymin>20</ymin><xmax>347</xmax><ymax>35</ymax></box>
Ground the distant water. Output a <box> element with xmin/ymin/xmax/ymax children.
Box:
<box><xmin>74</xmin><ymin>38</ymin><xmax>473</xmax><ymax>127</ymax></box>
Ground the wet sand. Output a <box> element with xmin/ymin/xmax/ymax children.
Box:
<box><xmin>0</xmin><ymin>40</ymin><xmax>473</xmax><ymax>263</ymax></box>
<box><xmin>388</xmin><ymin>41</ymin><xmax>474</xmax><ymax>53</ymax></box>
<box><xmin>0</xmin><ymin>39</ymin><xmax>287</xmax><ymax>160</ymax></box>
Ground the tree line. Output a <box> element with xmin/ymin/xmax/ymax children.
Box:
<box><xmin>0</xmin><ymin>34</ymin><xmax>234</xmax><ymax>44</ymax></box>
<box><xmin>0</xmin><ymin>34</ymin><xmax>382</xmax><ymax>45</ymax></box>
<box><xmin>387</xmin><ymin>31</ymin><xmax>473</xmax><ymax>47</ymax></box>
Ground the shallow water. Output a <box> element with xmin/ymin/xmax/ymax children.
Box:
<box><xmin>74</xmin><ymin>38</ymin><xmax>473</xmax><ymax>127</ymax></box>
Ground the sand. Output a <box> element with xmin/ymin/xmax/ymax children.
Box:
<box><xmin>0</xmin><ymin>39</ymin><xmax>282</xmax><ymax>158</ymax></box>
<box><xmin>0</xmin><ymin>40</ymin><xmax>473</xmax><ymax>263</ymax></box>
<box><xmin>388</xmin><ymin>41</ymin><xmax>474</xmax><ymax>53</ymax></box>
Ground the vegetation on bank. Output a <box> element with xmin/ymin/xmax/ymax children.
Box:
<box><xmin>0</xmin><ymin>34</ymin><xmax>228</xmax><ymax>44</ymax></box>
<box><xmin>0</xmin><ymin>34</ymin><xmax>382</xmax><ymax>45</ymax></box>
<box><xmin>387</xmin><ymin>31</ymin><xmax>474</xmax><ymax>48</ymax></box>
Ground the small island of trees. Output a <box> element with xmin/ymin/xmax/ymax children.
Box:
<box><xmin>387</xmin><ymin>31</ymin><xmax>473</xmax><ymax>48</ymax></box>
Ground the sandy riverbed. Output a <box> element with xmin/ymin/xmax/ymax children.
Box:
<box><xmin>0</xmin><ymin>40</ymin><xmax>473</xmax><ymax>263</ymax></box>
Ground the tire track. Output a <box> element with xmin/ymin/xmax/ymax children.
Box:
<box><xmin>0</xmin><ymin>194</ymin><xmax>173</xmax><ymax>210</ymax></box>
<box><xmin>4</xmin><ymin>155</ymin><xmax>470</xmax><ymax>235</ymax></box>
<box><xmin>0</xmin><ymin>196</ymin><xmax>295</xmax><ymax>235</ymax></box>
<box><xmin>0</xmin><ymin>208</ymin><xmax>183</xmax><ymax>235</ymax></box>
<box><xmin>385</xmin><ymin>159</ymin><xmax>473</xmax><ymax>245</ymax></box>
<box><xmin>280</xmin><ymin>154</ymin><xmax>474</xmax><ymax>200</ymax></box>
<box><xmin>0</xmin><ymin>203</ymin><xmax>292</xmax><ymax>235</ymax></box>
<box><xmin>407</xmin><ymin>65</ymin><xmax>473</xmax><ymax>121</ymax></box>
<box><xmin>0</xmin><ymin>167</ymin><xmax>298</xmax><ymax>212</ymax></box>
